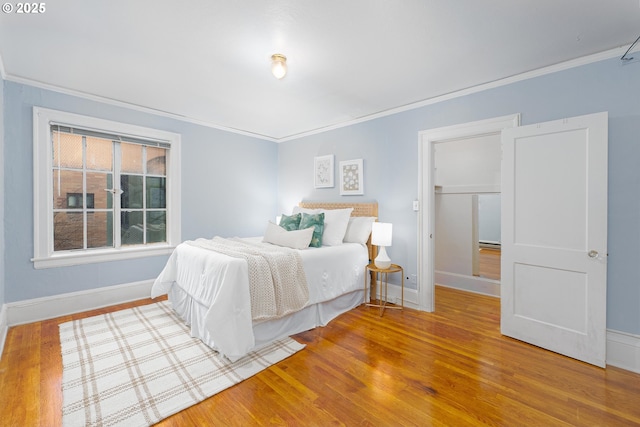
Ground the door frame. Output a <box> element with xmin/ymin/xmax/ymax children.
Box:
<box><xmin>417</xmin><ymin>114</ymin><xmax>520</xmax><ymax>312</ymax></box>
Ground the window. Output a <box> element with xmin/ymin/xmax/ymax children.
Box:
<box><xmin>33</xmin><ymin>108</ymin><xmax>181</xmax><ymax>268</ymax></box>
<box><xmin>66</xmin><ymin>193</ymin><xmax>94</xmax><ymax>209</ymax></box>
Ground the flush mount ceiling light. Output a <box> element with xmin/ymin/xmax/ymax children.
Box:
<box><xmin>271</xmin><ymin>54</ymin><xmax>287</xmax><ymax>79</ymax></box>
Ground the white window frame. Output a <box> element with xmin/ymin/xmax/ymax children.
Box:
<box><xmin>32</xmin><ymin>107</ymin><xmax>181</xmax><ymax>269</ymax></box>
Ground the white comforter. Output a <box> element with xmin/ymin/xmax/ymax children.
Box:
<box><xmin>184</xmin><ymin>237</ymin><xmax>309</xmax><ymax>321</ymax></box>
<box><xmin>151</xmin><ymin>237</ymin><xmax>368</xmax><ymax>360</ymax></box>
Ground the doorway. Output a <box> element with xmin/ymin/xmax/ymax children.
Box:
<box><xmin>418</xmin><ymin>112</ymin><xmax>608</xmax><ymax>367</ymax></box>
<box><xmin>417</xmin><ymin>114</ymin><xmax>520</xmax><ymax>312</ymax></box>
<box><xmin>432</xmin><ymin>130</ymin><xmax>504</xmax><ymax>297</ymax></box>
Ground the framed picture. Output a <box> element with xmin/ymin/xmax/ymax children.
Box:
<box><xmin>314</xmin><ymin>155</ymin><xmax>334</xmax><ymax>188</ymax></box>
<box><xmin>339</xmin><ymin>159</ymin><xmax>364</xmax><ymax>195</ymax></box>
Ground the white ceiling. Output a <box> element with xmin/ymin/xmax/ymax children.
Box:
<box><xmin>1</xmin><ymin>1</ymin><xmax>639</xmax><ymax>141</ymax></box>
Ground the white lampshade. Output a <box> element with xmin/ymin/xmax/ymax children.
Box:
<box><xmin>371</xmin><ymin>222</ymin><xmax>392</xmax><ymax>269</ymax></box>
<box><xmin>371</xmin><ymin>222</ymin><xmax>392</xmax><ymax>247</ymax></box>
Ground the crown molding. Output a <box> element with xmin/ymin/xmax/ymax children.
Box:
<box><xmin>3</xmin><ymin>44</ymin><xmax>637</xmax><ymax>143</ymax></box>
<box><xmin>2</xmin><ymin>73</ymin><xmax>279</xmax><ymax>143</ymax></box>
<box><xmin>277</xmin><ymin>45</ymin><xmax>635</xmax><ymax>142</ymax></box>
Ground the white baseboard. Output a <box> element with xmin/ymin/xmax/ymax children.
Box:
<box><xmin>372</xmin><ymin>281</ymin><xmax>419</xmax><ymax>310</ymax></box>
<box><xmin>6</xmin><ymin>279</ymin><xmax>155</xmax><ymax>327</ymax></box>
<box><xmin>435</xmin><ymin>271</ymin><xmax>501</xmax><ymax>297</ymax></box>
<box><xmin>606</xmin><ymin>329</ymin><xmax>640</xmax><ymax>374</ymax></box>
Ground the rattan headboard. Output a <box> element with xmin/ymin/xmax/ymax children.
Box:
<box><xmin>299</xmin><ymin>201</ymin><xmax>378</xmax><ymax>218</ymax></box>
<box><xmin>299</xmin><ymin>201</ymin><xmax>378</xmax><ymax>264</ymax></box>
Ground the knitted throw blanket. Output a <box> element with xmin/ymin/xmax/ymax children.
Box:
<box><xmin>186</xmin><ymin>237</ymin><xmax>309</xmax><ymax>322</ymax></box>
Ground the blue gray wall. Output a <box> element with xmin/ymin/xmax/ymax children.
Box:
<box><xmin>3</xmin><ymin>81</ymin><xmax>278</xmax><ymax>302</ymax></box>
<box><xmin>278</xmin><ymin>56</ymin><xmax>640</xmax><ymax>335</ymax></box>
<box><xmin>3</xmin><ymin>55</ymin><xmax>639</xmax><ymax>337</ymax></box>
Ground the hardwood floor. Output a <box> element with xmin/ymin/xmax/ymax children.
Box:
<box><xmin>1</xmin><ymin>286</ymin><xmax>639</xmax><ymax>426</ymax></box>
<box><xmin>478</xmin><ymin>247</ymin><xmax>501</xmax><ymax>280</ymax></box>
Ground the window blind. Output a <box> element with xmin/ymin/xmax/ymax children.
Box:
<box><xmin>51</xmin><ymin>124</ymin><xmax>171</xmax><ymax>149</ymax></box>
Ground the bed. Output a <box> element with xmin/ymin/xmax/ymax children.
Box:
<box><xmin>151</xmin><ymin>201</ymin><xmax>378</xmax><ymax>360</ymax></box>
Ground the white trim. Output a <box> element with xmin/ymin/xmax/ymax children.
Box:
<box><xmin>435</xmin><ymin>271</ymin><xmax>500</xmax><ymax>297</ymax></box>
<box><xmin>0</xmin><ymin>52</ymin><xmax>6</xmax><ymax>80</ymax></box>
<box><xmin>6</xmin><ymin>74</ymin><xmax>279</xmax><ymax>143</ymax></box>
<box><xmin>3</xmin><ymin>46</ymin><xmax>636</xmax><ymax>143</ymax></box>
<box><xmin>0</xmin><ymin>304</ymin><xmax>7</xmax><ymax>360</ymax></box>
<box><xmin>417</xmin><ymin>114</ymin><xmax>520</xmax><ymax>312</ymax></box>
<box><xmin>435</xmin><ymin>184</ymin><xmax>501</xmax><ymax>194</ymax></box>
<box><xmin>32</xmin><ymin>107</ymin><xmax>181</xmax><ymax>269</ymax></box>
<box><xmin>277</xmin><ymin>46</ymin><xmax>634</xmax><ymax>142</ymax></box>
<box><xmin>32</xmin><ymin>245</ymin><xmax>175</xmax><ymax>269</ymax></box>
<box><xmin>606</xmin><ymin>329</ymin><xmax>640</xmax><ymax>374</ymax></box>
<box><xmin>370</xmin><ymin>281</ymin><xmax>419</xmax><ymax>310</ymax></box>
<box><xmin>5</xmin><ymin>280</ymin><xmax>155</xmax><ymax>326</ymax></box>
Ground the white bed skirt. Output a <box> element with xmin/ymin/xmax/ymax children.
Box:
<box><xmin>168</xmin><ymin>283</ymin><xmax>365</xmax><ymax>354</ymax></box>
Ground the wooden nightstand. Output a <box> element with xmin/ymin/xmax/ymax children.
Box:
<box><xmin>364</xmin><ymin>263</ymin><xmax>404</xmax><ymax>316</ymax></box>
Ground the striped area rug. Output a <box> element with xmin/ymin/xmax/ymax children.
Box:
<box><xmin>59</xmin><ymin>301</ymin><xmax>304</xmax><ymax>427</ymax></box>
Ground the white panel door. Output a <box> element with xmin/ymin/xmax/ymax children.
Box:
<box><xmin>501</xmin><ymin>112</ymin><xmax>608</xmax><ymax>367</ymax></box>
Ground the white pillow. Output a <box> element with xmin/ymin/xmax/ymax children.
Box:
<box><xmin>262</xmin><ymin>221</ymin><xmax>314</xmax><ymax>249</ymax></box>
<box><xmin>343</xmin><ymin>216</ymin><xmax>377</xmax><ymax>244</ymax></box>
<box><xmin>293</xmin><ymin>207</ymin><xmax>353</xmax><ymax>246</ymax></box>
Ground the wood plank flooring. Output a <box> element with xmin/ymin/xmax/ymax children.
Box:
<box><xmin>1</xmin><ymin>286</ymin><xmax>639</xmax><ymax>426</ymax></box>
<box><xmin>478</xmin><ymin>247</ymin><xmax>501</xmax><ymax>280</ymax></box>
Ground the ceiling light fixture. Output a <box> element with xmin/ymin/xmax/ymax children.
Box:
<box><xmin>271</xmin><ymin>54</ymin><xmax>287</xmax><ymax>79</ymax></box>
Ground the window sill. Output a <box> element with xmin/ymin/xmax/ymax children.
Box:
<box><xmin>32</xmin><ymin>245</ymin><xmax>176</xmax><ymax>269</ymax></box>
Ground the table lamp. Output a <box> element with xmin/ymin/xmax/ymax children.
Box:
<box><xmin>371</xmin><ymin>222</ymin><xmax>392</xmax><ymax>269</ymax></box>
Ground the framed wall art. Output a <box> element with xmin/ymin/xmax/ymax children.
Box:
<box><xmin>314</xmin><ymin>155</ymin><xmax>334</xmax><ymax>188</ymax></box>
<box><xmin>339</xmin><ymin>159</ymin><xmax>364</xmax><ymax>195</ymax></box>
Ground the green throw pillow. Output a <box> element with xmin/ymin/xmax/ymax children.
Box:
<box><xmin>299</xmin><ymin>212</ymin><xmax>324</xmax><ymax>247</ymax></box>
<box><xmin>279</xmin><ymin>213</ymin><xmax>301</xmax><ymax>231</ymax></box>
